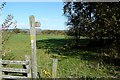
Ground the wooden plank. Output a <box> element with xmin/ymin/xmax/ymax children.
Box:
<box><xmin>2</xmin><ymin>60</ymin><xmax>29</xmax><ymax>65</ymax></box>
<box><xmin>2</xmin><ymin>68</ymin><xmax>29</xmax><ymax>73</ymax></box>
<box><xmin>2</xmin><ymin>75</ymin><xmax>28</xmax><ymax>79</ymax></box>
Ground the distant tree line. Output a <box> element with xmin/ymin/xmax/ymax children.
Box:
<box><xmin>8</xmin><ymin>29</ymin><xmax>65</xmax><ymax>35</ymax></box>
<box><xmin>40</xmin><ymin>30</ymin><xmax>65</xmax><ymax>35</ymax></box>
<box><xmin>12</xmin><ymin>28</ymin><xmax>29</xmax><ymax>34</ymax></box>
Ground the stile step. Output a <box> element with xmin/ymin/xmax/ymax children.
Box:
<box><xmin>2</xmin><ymin>60</ymin><xmax>29</xmax><ymax>65</ymax></box>
<box><xmin>2</xmin><ymin>68</ymin><xmax>29</xmax><ymax>73</ymax></box>
<box><xmin>2</xmin><ymin>75</ymin><xmax>28</xmax><ymax>79</ymax></box>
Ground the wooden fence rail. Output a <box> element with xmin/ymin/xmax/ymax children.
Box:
<box><xmin>0</xmin><ymin>55</ymin><xmax>31</xmax><ymax>79</ymax></box>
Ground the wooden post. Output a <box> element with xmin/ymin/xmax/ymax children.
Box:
<box><xmin>0</xmin><ymin>28</ymin><xmax>2</xmax><ymax>79</ymax></box>
<box><xmin>52</xmin><ymin>59</ymin><xmax>58</xmax><ymax>78</ymax></box>
<box><xmin>29</xmin><ymin>15</ymin><xmax>40</xmax><ymax>78</ymax></box>
<box><xmin>29</xmin><ymin>15</ymin><xmax>37</xmax><ymax>78</ymax></box>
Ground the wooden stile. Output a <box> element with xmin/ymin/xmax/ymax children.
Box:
<box><xmin>1</xmin><ymin>55</ymin><xmax>31</xmax><ymax>79</ymax></box>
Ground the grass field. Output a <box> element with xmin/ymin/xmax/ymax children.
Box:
<box><xmin>3</xmin><ymin>33</ymin><xmax>119</xmax><ymax>78</ymax></box>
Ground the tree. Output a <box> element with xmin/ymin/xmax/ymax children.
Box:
<box><xmin>64</xmin><ymin>2</ymin><xmax>84</xmax><ymax>44</ymax></box>
<box><xmin>63</xmin><ymin>2</ymin><xmax>120</xmax><ymax>48</ymax></box>
<box><xmin>13</xmin><ymin>28</ymin><xmax>20</xmax><ymax>34</ymax></box>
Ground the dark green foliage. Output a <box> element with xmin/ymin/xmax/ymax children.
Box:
<box><xmin>63</xmin><ymin>2</ymin><xmax>120</xmax><ymax>54</ymax></box>
<box><xmin>91</xmin><ymin>3</ymin><xmax>120</xmax><ymax>40</ymax></box>
<box><xmin>63</xmin><ymin>2</ymin><xmax>83</xmax><ymax>44</ymax></box>
<box><xmin>63</xmin><ymin>2</ymin><xmax>120</xmax><ymax>40</ymax></box>
<box><xmin>13</xmin><ymin>28</ymin><xmax>20</xmax><ymax>33</ymax></box>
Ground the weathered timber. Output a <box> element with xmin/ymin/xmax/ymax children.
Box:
<box><xmin>2</xmin><ymin>75</ymin><xmax>28</xmax><ymax>79</ymax></box>
<box><xmin>52</xmin><ymin>59</ymin><xmax>58</xmax><ymax>78</ymax></box>
<box><xmin>29</xmin><ymin>15</ymin><xmax>37</xmax><ymax>78</ymax></box>
<box><xmin>1</xmin><ymin>55</ymin><xmax>32</xmax><ymax>79</ymax></box>
<box><xmin>2</xmin><ymin>68</ymin><xmax>29</xmax><ymax>73</ymax></box>
<box><xmin>25</xmin><ymin>55</ymin><xmax>31</xmax><ymax>78</ymax></box>
<box><xmin>2</xmin><ymin>60</ymin><xmax>29</xmax><ymax>65</ymax></box>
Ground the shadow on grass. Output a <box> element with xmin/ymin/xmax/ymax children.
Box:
<box><xmin>37</xmin><ymin>39</ymin><xmax>120</xmax><ymax>64</ymax></box>
<box><xmin>37</xmin><ymin>39</ymin><xmax>120</xmax><ymax>77</ymax></box>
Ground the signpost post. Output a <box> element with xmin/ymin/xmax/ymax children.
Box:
<box><xmin>29</xmin><ymin>15</ymin><xmax>40</xmax><ymax>78</ymax></box>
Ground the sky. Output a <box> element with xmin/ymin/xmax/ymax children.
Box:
<box><xmin>0</xmin><ymin>2</ymin><xmax>67</xmax><ymax>30</ymax></box>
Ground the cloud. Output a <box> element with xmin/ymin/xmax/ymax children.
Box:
<box><xmin>0</xmin><ymin>18</ymin><xmax>4</xmax><ymax>24</ymax></box>
<box><xmin>15</xmin><ymin>18</ymin><xmax>64</xmax><ymax>29</ymax></box>
<box><xmin>39</xmin><ymin>18</ymin><xmax>48</xmax><ymax>21</ymax></box>
<box><xmin>50</xmin><ymin>19</ymin><xmax>63</xmax><ymax>22</ymax></box>
<box><xmin>37</xmin><ymin>17</ymin><xmax>65</xmax><ymax>30</ymax></box>
<box><xmin>40</xmin><ymin>24</ymin><xmax>65</xmax><ymax>30</ymax></box>
<box><xmin>38</xmin><ymin>18</ymin><xmax>63</xmax><ymax>22</ymax></box>
<box><xmin>17</xmin><ymin>23</ymin><xmax>29</xmax><ymax>29</ymax></box>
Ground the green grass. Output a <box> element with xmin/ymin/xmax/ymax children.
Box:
<box><xmin>3</xmin><ymin>34</ymin><xmax>31</xmax><ymax>60</ymax></box>
<box><xmin>3</xmin><ymin>33</ymin><xmax>119</xmax><ymax>78</ymax></box>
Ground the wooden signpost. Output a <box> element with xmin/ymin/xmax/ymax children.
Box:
<box><xmin>29</xmin><ymin>15</ymin><xmax>40</xmax><ymax>78</ymax></box>
<box><xmin>0</xmin><ymin>15</ymin><xmax>40</xmax><ymax>79</ymax></box>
